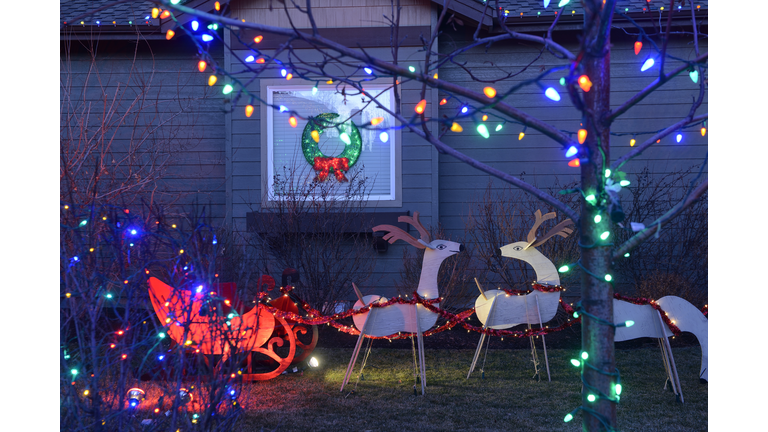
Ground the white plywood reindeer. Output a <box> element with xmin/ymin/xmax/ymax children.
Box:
<box><xmin>340</xmin><ymin>212</ymin><xmax>464</xmax><ymax>394</ymax></box>
<box><xmin>475</xmin><ymin>210</ymin><xmax>708</xmax><ymax>398</ymax></box>
<box><xmin>469</xmin><ymin>210</ymin><xmax>574</xmax><ymax>380</ymax></box>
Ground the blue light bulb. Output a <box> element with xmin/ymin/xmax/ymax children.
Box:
<box><xmin>545</xmin><ymin>87</ymin><xmax>561</xmax><ymax>101</ymax></box>
<box><xmin>461</xmin><ymin>106</ymin><xmax>468</xmax><ymax>114</ymax></box>
<box><xmin>202</xmin><ymin>34</ymin><xmax>213</xmax><ymax>42</ymax></box>
<box><xmin>379</xmin><ymin>132</ymin><xmax>389</xmax><ymax>142</ymax></box>
<box><xmin>676</xmin><ymin>133</ymin><xmax>682</xmax><ymax>143</ymax></box>
<box><xmin>191</xmin><ymin>21</ymin><xmax>199</xmax><ymax>31</ymax></box>
<box><xmin>565</xmin><ymin>146</ymin><xmax>578</xmax><ymax>158</ymax></box>
<box><xmin>641</xmin><ymin>58</ymin><xmax>655</xmax><ymax>72</ymax></box>
<box><xmin>364</xmin><ymin>67</ymin><xmax>373</xmax><ymax>75</ymax></box>
<box><xmin>158</xmin><ymin>355</ymin><xmax>165</xmax><ymax>361</ymax></box>
<box><xmin>279</xmin><ymin>105</ymin><xmax>288</xmax><ymax>112</ymax></box>
<box><xmin>281</xmin><ymin>69</ymin><xmax>287</xmax><ymax>77</ymax></box>
<box><xmin>130</xmin><ymin>229</ymin><xmax>138</xmax><ymax>235</ymax></box>
<box><xmin>245</xmin><ymin>55</ymin><xmax>255</xmax><ymax>63</ymax></box>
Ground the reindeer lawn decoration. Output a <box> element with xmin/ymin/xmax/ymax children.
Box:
<box><xmin>469</xmin><ymin>210</ymin><xmax>574</xmax><ymax>381</ymax></box>
<box><xmin>475</xmin><ymin>210</ymin><xmax>707</xmax><ymax>401</ymax></box>
<box><xmin>340</xmin><ymin>212</ymin><xmax>464</xmax><ymax>394</ymax></box>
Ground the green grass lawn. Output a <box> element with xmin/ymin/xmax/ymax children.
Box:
<box><xmin>233</xmin><ymin>346</ymin><xmax>707</xmax><ymax>431</ymax></box>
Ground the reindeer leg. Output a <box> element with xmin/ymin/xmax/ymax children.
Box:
<box><xmin>534</xmin><ymin>295</ymin><xmax>551</xmax><ymax>382</ymax></box>
<box><xmin>656</xmin><ymin>310</ymin><xmax>684</xmax><ymax>403</ymax></box>
<box><xmin>415</xmin><ymin>304</ymin><xmax>426</xmax><ymax>395</ymax></box>
<box><xmin>468</xmin><ymin>333</ymin><xmax>486</xmax><ymax>379</ymax></box>
<box><xmin>341</xmin><ymin>311</ymin><xmax>371</xmax><ymax>392</ymax></box>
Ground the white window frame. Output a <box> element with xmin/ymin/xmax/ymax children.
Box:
<box><xmin>260</xmin><ymin>79</ymin><xmax>402</xmax><ymax>207</ymax></box>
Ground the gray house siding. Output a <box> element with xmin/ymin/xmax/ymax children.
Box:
<box><xmin>436</xmin><ymin>28</ymin><xmax>707</xmax><ymax>240</ymax></box>
<box><xmin>61</xmin><ymin>36</ymin><xmax>228</xmax><ymax>222</ymax></box>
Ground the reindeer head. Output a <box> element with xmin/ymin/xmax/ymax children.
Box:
<box><xmin>499</xmin><ymin>210</ymin><xmax>573</xmax><ymax>262</ymax></box>
<box><xmin>373</xmin><ymin>212</ymin><xmax>464</xmax><ymax>260</ymax></box>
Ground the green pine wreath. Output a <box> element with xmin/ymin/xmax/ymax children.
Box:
<box><xmin>301</xmin><ymin>113</ymin><xmax>362</xmax><ymax>167</ymax></box>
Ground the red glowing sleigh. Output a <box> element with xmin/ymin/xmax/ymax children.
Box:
<box><xmin>147</xmin><ymin>269</ymin><xmax>318</xmax><ymax>380</ymax></box>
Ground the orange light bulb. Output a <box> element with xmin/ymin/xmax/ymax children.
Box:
<box><xmin>568</xmin><ymin>159</ymin><xmax>580</xmax><ymax>167</ymax></box>
<box><xmin>208</xmin><ymin>75</ymin><xmax>217</xmax><ymax>86</ymax></box>
<box><xmin>482</xmin><ymin>115</ymin><xmax>488</xmax><ymax>121</ymax></box>
<box><xmin>450</xmin><ymin>122</ymin><xmax>463</xmax><ymax>132</ymax></box>
<box><xmin>578</xmin><ymin>129</ymin><xmax>588</xmax><ymax>144</ymax></box>
<box><xmin>415</xmin><ymin>99</ymin><xmax>427</xmax><ymax>114</ymax></box>
<box><xmin>245</xmin><ymin>105</ymin><xmax>254</xmax><ymax>118</ymax></box>
<box><xmin>285</xmin><ymin>73</ymin><xmax>293</xmax><ymax>80</ymax></box>
<box><xmin>578</xmin><ymin>75</ymin><xmax>592</xmax><ymax>92</ymax></box>
<box><xmin>165</xmin><ymin>29</ymin><xmax>175</xmax><ymax>40</ymax></box>
<box><xmin>289</xmin><ymin>116</ymin><xmax>298</xmax><ymax>127</ymax></box>
<box><xmin>634</xmin><ymin>41</ymin><xmax>642</xmax><ymax>55</ymax></box>
<box><xmin>215</xmin><ymin>1</ymin><xmax>221</xmax><ymax>11</ymax></box>
<box><xmin>197</xmin><ymin>61</ymin><xmax>207</xmax><ymax>72</ymax></box>
<box><xmin>256</xmin><ymin>58</ymin><xmax>265</xmax><ymax>64</ymax></box>
<box><xmin>254</xmin><ymin>35</ymin><xmax>263</xmax><ymax>43</ymax></box>
<box><xmin>370</xmin><ymin>117</ymin><xmax>384</xmax><ymax>126</ymax></box>
<box><xmin>160</xmin><ymin>10</ymin><xmax>171</xmax><ymax>19</ymax></box>
<box><xmin>326</xmin><ymin>79</ymin><xmax>333</xmax><ymax>84</ymax></box>
<box><xmin>439</xmin><ymin>98</ymin><xmax>447</xmax><ymax>105</ymax></box>
<box><xmin>483</xmin><ymin>87</ymin><xmax>497</xmax><ymax>98</ymax></box>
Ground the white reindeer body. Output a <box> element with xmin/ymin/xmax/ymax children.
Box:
<box><xmin>614</xmin><ymin>296</ymin><xmax>709</xmax><ymax>381</ymax></box>
<box><xmin>476</xmin><ymin>241</ymin><xmax>563</xmax><ymax>329</ymax></box>
<box><xmin>352</xmin><ymin>238</ymin><xmax>463</xmax><ymax>336</ymax></box>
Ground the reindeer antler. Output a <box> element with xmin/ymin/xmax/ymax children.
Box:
<box><xmin>373</xmin><ymin>211</ymin><xmax>431</xmax><ymax>249</ymax></box>
<box><xmin>525</xmin><ymin>209</ymin><xmax>574</xmax><ymax>249</ymax></box>
<box><xmin>398</xmin><ymin>211</ymin><xmax>431</xmax><ymax>243</ymax></box>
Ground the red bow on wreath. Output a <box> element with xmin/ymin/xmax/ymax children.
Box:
<box><xmin>313</xmin><ymin>156</ymin><xmax>349</xmax><ymax>181</ymax></box>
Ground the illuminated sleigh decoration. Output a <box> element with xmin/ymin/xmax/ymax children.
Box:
<box><xmin>147</xmin><ymin>269</ymin><xmax>318</xmax><ymax>381</ymax></box>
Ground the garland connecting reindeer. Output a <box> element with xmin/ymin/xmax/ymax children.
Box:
<box><xmin>257</xmin><ymin>284</ymin><xmax>688</xmax><ymax>341</ymax></box>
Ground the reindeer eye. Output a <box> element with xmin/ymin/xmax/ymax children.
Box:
<box><xmin>436</xmin><ymin>244</ymin><xmax>447</xmax><ymax>250</ymax></box>
<box><xmin>513</xmin><ymin>246</ymin><xmax>523</xmax><ymax>251</ymax></box>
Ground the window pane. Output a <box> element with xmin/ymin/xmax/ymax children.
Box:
<box><xmin>269</xmin><ymin>86</ymin><xmax>395</xmax><ymax>200</ymax></box>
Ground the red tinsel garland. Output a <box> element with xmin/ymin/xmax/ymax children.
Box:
<box><xmin>612</xmin><ymin>293</ymin><xmax>683</xmax><ymax>336</ymax></box>
<box><xmin>260</xmin><ymin>285</ymin><xmax>688</xmax><ymax>341</ymax></box>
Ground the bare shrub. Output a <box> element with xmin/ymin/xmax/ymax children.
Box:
<box><xmin>246</xmin><ymin>164</ymin><xmax>378</xmax><ymax>315</ymax></box>
<box><xmin>613</xmin><ymin>166</ymin><xmax>708</xmax><ymax>304</ymax></box>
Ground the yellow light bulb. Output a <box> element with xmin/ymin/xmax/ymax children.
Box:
<box><xmin>630</xmin><ymin>138</ymin><xmax>636</xmax><ymax>147</ymax></box>
<box><xmin>482</xmin><ymin>114</ymin><xmax>488</xmax><ymax>121</ymax></box>
<box><xmin>450</xmin><ymin>122</ymin><xmax>463</xmax><ymax>132</ymax></box>
<box><xmin>578</xmin><ymin>129</ymin><xmax>587</xmax><ymax>144</ymax></box>
<box><xmin>165</xmin><ymin>29</ymin><xmax>175</xmax><ymax>40</ymax></box>
<box><xmin>311</xmin><ymin>130</ymin><xmax>320</xmax><ymax>143</ymax></box>
<box><xmin>208</xmin><ymin>75</ymin><xmax>217</xmax><ymax>86</ymax></box>
<box><xmin>254</xmin><ymin>35</ymin><xmax>263</xmax><ymax>43</ymax></box>
<box><xmin>245</xmin><ymin>105</ymin><xmax>254</xmax><ymax>118</ymax></box>
<box><xmin>370</xmin><ymin>117</ymin><xmax>384</xmax><ymax>126</ymax></box>
<box><xmin>289</xmin><ymin>116</ymin><xmax>298</xmax><ymax>128</ymax></box>
<box><xmin>152</xmin><ymin>8</ymin><xmax>160</xmax><ymax>19</ymax></box>
<box><xmin>518</xmin><ymin>131</ymin><xmax>525</xmax><ymax>140</ymax></box>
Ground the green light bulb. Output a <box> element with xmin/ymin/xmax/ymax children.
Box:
<box><xmin>228</xmin><ymin>313</ymin><xmax>235</xmax><ymax>319</ymax></box>
<box><xmin>79</xmin><ymin>220</ymin><xmax>88</xmax><ymax>227</ymax></box>
<box><xmin>570</xmin><ymin>359</ymin><xmax>581</xmax><ymax>367</ymax></box>
<box><xmin>559</xmin><ymin>77</ymin><xmax>566</xmax><ymax>86</ymax></box>
<box><xmin>624</xmin><ymin>253</ymin><xmax>630</xmax><ymax>257</ymax></box>
<box><xmin>558</xmin><ymin>265</ymin><xmax>570</xmax><ymax>273</ymax></box>
<box><xmin>106</xmin><ymin>293</ymin><xmax>113</xmax><ymax>299</ymax></box>
<box><xmin>615</xmin><ymin>383</ymin><xmax>623</xmax><ymax>395</ymax></box>
<box><xmin>222</xmin><ymin>84</ymin><xmax>234</xmax><ymax>95</ymax></box>
<box><xmin>605</xmin><ymin>274</ymin><xmax>613</xmax><ymax>282</ymax></box>
<box><xmin>600</xmin><ymin>231</ymin><xmax>610</xmax><ymax>240</ymax></box>
<box><xmin>312</xmin><ymin>86</ymin><xmax>318</xmax><ymax>94</ymax></box>
<box><xmin>71</xmin><ymin>369</ymin><xmax>78</xmax><ymax>376</ymax></box>
<box><xmin>495</xmin><ymin>123</ymin><xmax>503</xmax><ymax>131</ymax></box>
<box><xmin>585</xmin><ymin>194</ymin><xmax>597</xmax><ymax>205</ymax></box>
<box><xmin>477</xmin><ymin>124</ymin><xmax>490</xmax><ymax>139</ymax></box>
<box><xmin>340</xmin><ymin>132</ymin><xmax>351</xmax><ymax>145</ymax></box>
<box><xmin>564</xmin><ymin>413</ymin><xmax>574</xmax><ymax>422</ymax></box>
<box><xmin>158</xmin><ymin>332</ymin><xmax>166</xmax><ymax>338</ymax></box>
<box><xmin>587</xmin><ymin>394</ymin><xmax>596</xmax><ymax>402</ymax></box>
<box><xmin>594</xmin><ymin>215</ymin><xmax>602</xmax><ymax>223</ymax></box>
<box><xmin>408</xmin><ymin>66</ymin><xmax>416</xmax><ymax>73</ymax></box>
<box><xmin>581</xmin><ymin>351</ymin><xmax>588</xmax><ymax>360</ymax></box>
<box><xmin>625</xmin><ymin>320</ymin><xmax>634</xmax><ymax>328</ymax></box>
<box><xmin>619</xmin><ymin>180</ymin><xmax>630</xmax><ymax>187</ymax></box>
<box><xmin>605</xmin><ymin>169</ymin><xmax>612</xmax><ymax>178</ymax></box>
<box><xmin>573</xmin><ymin>311</ymin><xmax>579</xmax><ymax>318</ymax></box>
